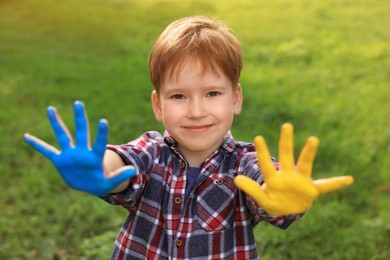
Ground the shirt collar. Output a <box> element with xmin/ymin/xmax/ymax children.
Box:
<box><xmin>163</xmin><ymin>130</ymin><xmax>176</xmax><ymax>146</ymax></box>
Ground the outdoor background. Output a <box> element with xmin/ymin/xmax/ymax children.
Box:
<box><xmin>1</xmin><ymin>0</ymin><xmax>389</xmax><ymax>259</ymax></box>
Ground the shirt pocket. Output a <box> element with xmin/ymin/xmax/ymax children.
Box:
<box><xmin>195</xmin><ymin>176</ymin><xmax>236</xmax><ymax>232</ymax></box>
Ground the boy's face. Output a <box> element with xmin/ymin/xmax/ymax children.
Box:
<box><xmin>151</xmin><ymin>60</ymin><xmax>242</xmax><ymax>165</ymax></box>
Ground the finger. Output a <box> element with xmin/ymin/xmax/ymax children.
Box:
<box><xmin>24</xmin><ymin>133</ymin><xmax>59</xmax><ymax>160</ymax></box>
<box><xmin>279</xmin><ymin>123</ymin><xmax>295</xmax><ymax>172</ymax></box>
<box><xmin>314</xmin><ymin>175</ymin><xmax>354</xmax><ymax>194</ymax></box>
<box><xmin>234</xmin><ymin>175</ymin><xmax>271</xmax><ymax>209</ymax></box>
<box><xmin>254</xmin><ymin>136</ymin><xmax>276</xmax><ymax>180</ymax></box>
<box><xmin>74</xmin><ymin>101</ymin><xmax>90</xmax><ymax>148</ymax></box>
<box><xmin>47</xmin><ymin>106</ymin><xmax>74</xmax><ymax>149</ymax></box>
<box><xmin>297</xmin><ymin>136</ymin><xmax>319</xmax><ymax>177</ymax></box>
<box><xmin>93</xmin><ymin>119</ymin><xmax>109</xmax><ymax>158</ymax></box>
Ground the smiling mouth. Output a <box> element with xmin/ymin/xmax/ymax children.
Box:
<box><xmin>184</xmin><ymin>125</ymin><xmax>213</xmax><ymax>133</ymax></box>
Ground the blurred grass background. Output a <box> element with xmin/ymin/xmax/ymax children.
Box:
<box><xmin>0</xmin><ymin>0</ymin><xmax>389</xmax><ymax>259</ymax></box>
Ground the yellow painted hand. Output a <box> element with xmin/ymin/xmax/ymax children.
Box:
<box><xmin>234</xmin><ymin>123</ymin><xmax>354</xmax><ymax>216</ymax></box>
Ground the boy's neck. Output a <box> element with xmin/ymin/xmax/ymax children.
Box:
<box><xmin>184</xmin><ymin>154</ymin><xmax>206</xmax><ymax>168</ymax></box>
<box><xmin>179</xmin><ymin>149</ymin><xmax>212</xmax><ymax>168</ymax></box>
<box><xmin>177</xmin><ymin>140</ymin><xmax>224</xmax><ymax>168</ymax></box>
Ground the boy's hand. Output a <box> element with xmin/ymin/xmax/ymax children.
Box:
<box><xmin>23</xmin><ymin>101</ymin><xmax>136</xmax><ymax>197</ymax></box>
<box><xmin>234</xmin><ymin>123</ymin><xmax>354</xmax><ymax>216</ymax></box>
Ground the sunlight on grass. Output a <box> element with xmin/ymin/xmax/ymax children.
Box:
<box><xmin>0</xmin><ymin>0</ymin><xmax>389</xmax><ymax>258</ymax></box>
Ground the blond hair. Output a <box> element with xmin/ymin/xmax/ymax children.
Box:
<box><xmin>149</xmin><ymin>16</ymin><xmax>242</xmax><ymax>93</ymax></box>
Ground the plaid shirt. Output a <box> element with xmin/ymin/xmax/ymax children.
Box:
<box><xmin>104</xmin><ymin>131</ymin><xmax>301</xmax><ymax>259</ymax></box>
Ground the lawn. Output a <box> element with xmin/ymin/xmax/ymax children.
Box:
<box><xmin>0</xmin><ymin>0</ymin><xmax>389</xmax><ymax>258</ymax></box>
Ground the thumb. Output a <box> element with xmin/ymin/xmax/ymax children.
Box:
<box><xmin>107</xmin><ymin>166</ymin><xmax>138</xmax><ymax>187</ymax></box>
<box><xmin>234</xmin><ymin>175</ymin><xmax>270</xmax><ymax>208</ymax></box>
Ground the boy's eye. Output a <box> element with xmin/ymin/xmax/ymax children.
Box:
<box><xmin>171</xmin><ymin>94</ymin><xmax>185</xmax><ymax>99</ymax></box>
<box><xmin>207</xmin><ymin>91</ymin><xmax>220</xmax><ymax>97</ymax></box>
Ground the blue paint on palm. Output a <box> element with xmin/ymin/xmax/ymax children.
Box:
<box><xmin>23</xmin><ymin>101</ymin><xmax>136</xmax><ymax>196</ymax></box>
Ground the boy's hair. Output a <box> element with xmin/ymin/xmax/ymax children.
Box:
<box><xmin>149</xmin><ymin>16</ymin><xmax>242</xmax><ymax>93</ymax></box>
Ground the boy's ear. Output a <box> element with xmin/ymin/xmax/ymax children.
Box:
<box><xmin>233</xmin><ymin>83</ymin><xmax>243</xmax><ymax>115</ymax></box>
<box><xmin>151</xmin><ymin>90</ymin><xmax>163</xmax><ymax>122</ymax></box>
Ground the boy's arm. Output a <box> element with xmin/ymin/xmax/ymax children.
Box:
<box><xmin>23</xmin><ymin>101</ymin><xmax>137</xmax><ymax>196</ymax></box>
<box><xmin>235</xmin><ymin>123</ymin><xmax>354</xmax><ymax>216</ymax></box>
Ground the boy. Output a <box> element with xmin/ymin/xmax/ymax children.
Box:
<box><xmin>24</xmin><ymin>16</ymin><xmax>353</xmax><ymax>259</ymax></box>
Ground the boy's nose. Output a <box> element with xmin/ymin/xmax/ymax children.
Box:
<box><xmin>187</xmin><ymin>98</ymin><xmax>205</xmax><ymax>118</ymax></box>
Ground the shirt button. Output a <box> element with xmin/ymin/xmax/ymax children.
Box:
<box><xmin>176</xmin><ymin>239</ymin><xmax>183</xmax><ymax>247</ymax></box>
<box><xmin>174</xmin><ymin>196</ymin><xmax>182</xmax><ymax>204</ymax></box>
<box><xmin>216</xmin><ymin>178</ymin><xmax>225</xmax><ymax>185</ymax></box>
<box><xmin>180</xmin><ymin>162</ymin><xmax>186</xmax><ymax>169</ymax></box>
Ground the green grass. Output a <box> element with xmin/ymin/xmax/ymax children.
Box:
<box><xmin>1</xmin><ymin>0</ymin><xmax>389</xmax><ymax>258</ymax></box>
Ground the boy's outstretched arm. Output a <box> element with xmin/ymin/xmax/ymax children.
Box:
<box><xmin>23</xmin><ymin>101</ymin><xmax>137</xmax><ymax>197</ymax></box>
<box><xmin>234</xmin><ymin>123</ymin><xmax>354</xmax><ymax>216</ymax></box>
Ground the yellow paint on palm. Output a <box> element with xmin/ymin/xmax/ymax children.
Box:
<box><xmin>234</xmin><ymin>123</ymin><xmax>354</xmax><ymax>216</ymax></box>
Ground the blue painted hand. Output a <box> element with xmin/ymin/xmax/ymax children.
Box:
<box><xmin>23</xmin><ymin>101</ymin><xmax>136</xmax><ymax>196</ymax></box>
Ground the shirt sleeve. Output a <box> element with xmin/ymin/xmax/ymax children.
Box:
<box><xmin>102</xmin><ymin>131</ymin><xmax>163</xmax><ymax>208</ymax></box>
<box><xmin>239</xmin><ymin>152</ymin><xmax>303</xmax><ymax>229</ymax></box>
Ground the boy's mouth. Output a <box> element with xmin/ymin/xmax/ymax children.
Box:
<box><xmin>183</xmin><ymin>124</ymin><xmax>213</xmax><ymax>133</ymax></box>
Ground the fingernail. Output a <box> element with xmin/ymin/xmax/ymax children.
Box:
<box><xmin>99</xmin><ymin>119</ymin><xmax>108</xmax><ymax>125</ymax></box>
<box><xmin>282</xmin><ymin>123</ymin><xmax>294</xmax><ymax>131</ymax></box>
<box><xmin>47</xmin><ymin>106</ymin><xmax>56</xmax><ymax>117</ymax></box>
